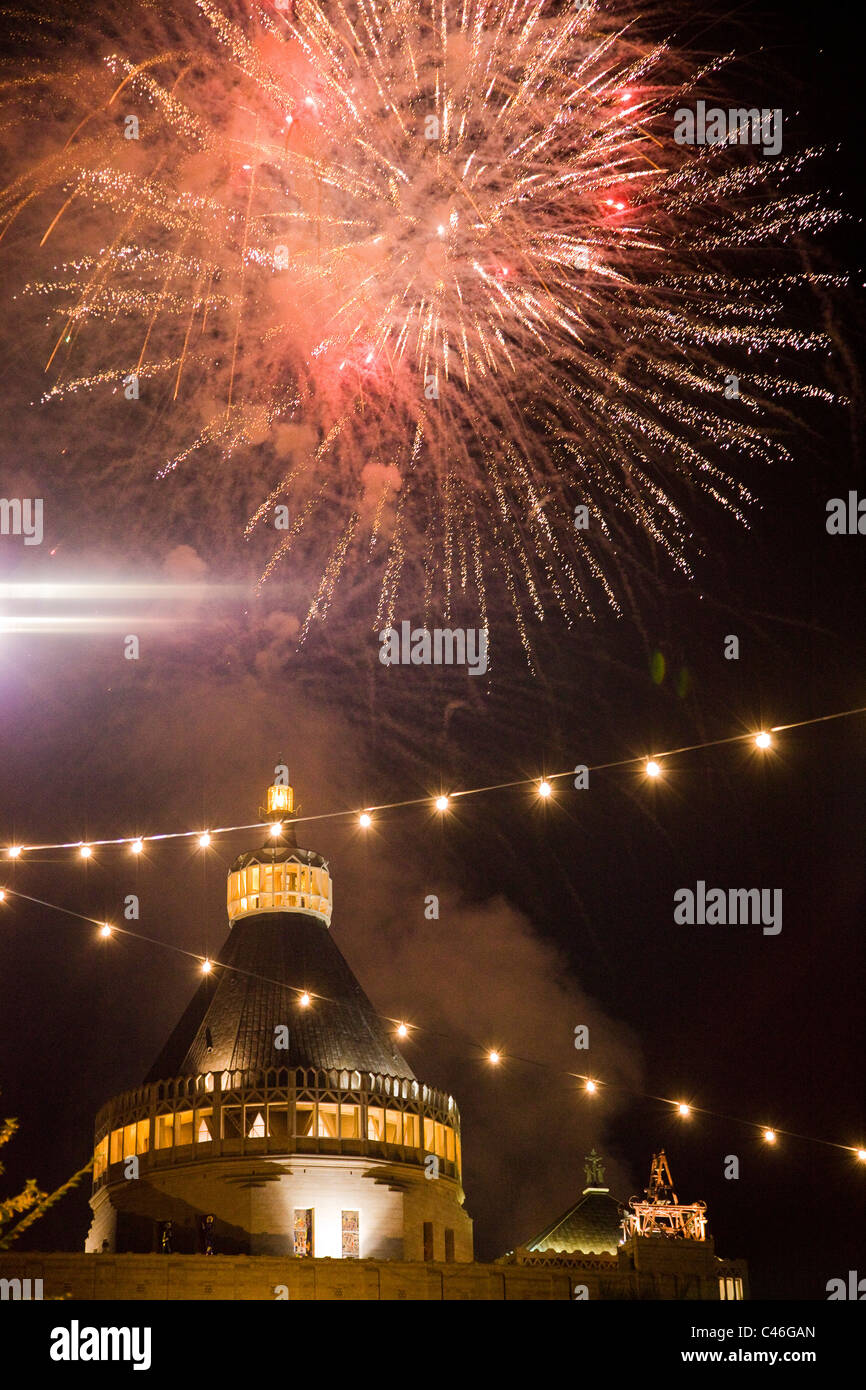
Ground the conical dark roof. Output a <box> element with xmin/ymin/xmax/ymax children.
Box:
<box><xmin>145</xmin><ymin>912</ymin><xmax>415</xmax><ymax>1082</ymax></box>
<box><xmin>524</xmin><ymin>1187</ymin><xmax>624</xmax><ymax>1256</ymax></box>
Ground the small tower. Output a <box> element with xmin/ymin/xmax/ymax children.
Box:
<box><xmin>622</xmin><ymin>1150</ymin><xmax>707</xmax><ymax>1240</ymax></box>
<box><xmin>617</xmin><ymin>1150</ymin><xmax>748</xmax><ymax>1299</ymax></box>
<box><xmin>86</xmin><ymin>773</ymin><xmax>473</xmax><ymax>1262</ymax></box>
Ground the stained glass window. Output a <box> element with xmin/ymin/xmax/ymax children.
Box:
<box><xmin>342</xmin><ymin>1210</ymin><xmax>359</xmax><ymax>1259</ymax></box>
<box><xmin>294</xmin><ymin>1208</ymin><xmax>313</xmax><ymax>1257</ymax></box>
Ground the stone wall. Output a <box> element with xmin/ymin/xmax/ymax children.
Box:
<box><xmin>0</xmin><ymin>1253</ymin><xmax>569</xmax><ymax>1301</ymax></box>
<box><xmin>86</xmin><ymin>1154</ymin><xmax>472</xmax><ymax>1263</ymax></box>
<box><xmin>502</xmin><ymin>1235</ymin><xmax>749</xmax><ymax>1301</ymax></box>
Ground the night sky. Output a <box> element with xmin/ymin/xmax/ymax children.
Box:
<box><xmin>0</xmin><ymin>0</ymin><xmax>863</xmax><ymax>1301</ymax></box>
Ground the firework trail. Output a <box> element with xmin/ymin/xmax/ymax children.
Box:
<box><xmin>0</xmin><ymin>0</ymin><xmax>843</xmax><ymax>658</ymax></box>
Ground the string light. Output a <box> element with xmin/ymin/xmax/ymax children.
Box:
<box><xmin>131</xmin><ymin>839</ymin><xmax>143</xmax><ymax>854</ymax></box>
<box><xmin>763</xmin><ymin>1129</ymin><xmax>777</xmax><ymax>1144</ymax></box>
<box><xmin>396</xmin><ymin>1022</ymin><xmax>409</xmax><ymax>1038</ymax></box>
<box><xmin>3</xmin><ymin>703</ymin><xmax>863</xmax><ymax>860</ymax></box>
<box><xmin>79</xmin><ymin>844</ymin><xmax>92</xmax><ymax>859</ymax></box>
<box><xmin>359</xmin><ymin>812</ymin><xmax>372</xmax><ymax>828</ymax></box>
<box><xmin>1</xmin><ymin>881</ymin><xmax>861</xmax><ymax>1166</ymax></box>
<box><xmin>0</xmin><ymin>889</ymin><xmax>6</xmax><ymax>902</ymax></box>
<box><xmin>269</xmin><ymin>822</ymin><xmax>283</xmax><ymax>838</ymax></box>
<box><xmin>538</xmin><ymin>780</ymin><xmax>552</xmax><ymax>798</ymax></box>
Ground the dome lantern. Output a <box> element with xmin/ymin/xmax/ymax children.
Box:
<box><xmin>227</xmin><ymin>773</ymin><xmax>333</xmax><ymax>927</ymax></box>
<box><xmin>261</xmin><ymin>768</ymin><xmax>294</xmax><ymax>823</ymax></box>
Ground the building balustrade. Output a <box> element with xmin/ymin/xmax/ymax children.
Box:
<box><xmin>92</xmin><ymin>1067</ymin><xmax>461</xmax><ymax>1190</ymax></box>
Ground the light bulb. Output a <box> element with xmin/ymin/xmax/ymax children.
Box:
<box><xmin>488</xmin><ymin>1050</ymin><xmax>501</xmax><ymax>1065</ymax></box>
<box><xmin>435</xmin><ymin>795</ymin><xmax>449</xmax><ymax>812</ymax></box>
<box><xmin>585</xmin><ymin>1080</ymin><xmax>597</xmax><ymax>1094</ymax></box>
<box><xmin>131</xmin><ymin>839</ymin><xmax>144</xmax><ymax>854</ymax></box>
<box><xmin>396</xmin><ymin>1023</ymin><xmax>408</xmax><ymax>1038</ymax></box>
<box><xmin>299</xmin><ymin>992</ymin><xmax>311</xmax><ymax>1008</ymax></box>
<box><xmin>755</xmin><ymin>731</ymin><xmax>772</xmax><ymax>749</ymax></box>
<box><xmin>538</xmin><ymin>780</ymin><xmax>552</xmax><ymax>798</ymax></box>
<box><xmin>359</xmin><ymin>812</ymin><xmax>372</xmax><ymax>828</ymax></box>
<box><xmin>80</xmin><ymin>844</ymin><xmax>92</xmax><ymax>859</ymax></box>
<box><xmin>763</xmin><ymin>1129</ymin><xmax>776</xmax><ymax>1144</ymax></box>
<box><xmin>678</xmin><ymin>1103</ymin><xmax>690</xmax><ymax>1117</ymax></box>
<box><xmin>269</xmin><ymin>821</ymin><xmax>283</xmax><ymax>837</ymax></box>
<box><xmin>198</xmin><ymin>832</ymin><xmax>211</xmax><ymax>848</ymax></box>
<box><xmin>645</xmin><ymin>760</ymin><xmax>661</xmax><ymax>779</ymax></box>
<box><xmin>7</xmin><ymin>846</ymin><xmax>22</xmax><ymax>859</ymax></box>
<box><xmin>100</xmin><ymin>923</ymin><xmax>112</xmax><ymax>938</ymax></box>
<box><xmin>201</xmin><ymin>958</ymin><xmax>212</xmax><ymax>974</ymax></box>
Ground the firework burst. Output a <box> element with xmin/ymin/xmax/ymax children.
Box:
<box><xmin>1</xmin><ymin>0</ymin><xmax>843</xmax><ymax>659</ymax></box>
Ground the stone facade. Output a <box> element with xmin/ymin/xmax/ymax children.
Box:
<box><xmin>0</xmin><ymin>1233</ymin><xmax>747</xmax><ymax>1302</ymax></box>
<box><xmin>86</xmin><ymin>1154</ymin><xmax>473</xmax><ymax>1263</ymax></box>
<box><xmin>0</xmin><ymin>1252</ymin><xmax>569</xmax><ymax>1301</ymax></box>
<box><xmin>501</xmin><ymin>1233</ymin><xmax>749</xmax><ymax>1300</ymax></box>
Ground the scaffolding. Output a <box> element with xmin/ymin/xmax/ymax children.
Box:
<box><xmin>622</xmin><ymin>1150</ymin><xmax>707</xmax><ymax>1241</ymax></box>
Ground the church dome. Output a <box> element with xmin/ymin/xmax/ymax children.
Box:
<box><xmin>145</xmin><ymin>773</ymin><xmax>410</xmax><ymax>1078</ymax></box>
<box><xmin>85</xmin><ymin>773</ymin><xmax>473</xmax><ymax>1263</ymax></box>
<box><xmin>145</xmin><ymin>908</ymin><xmax>414</xmax><ymax>1080</ymax></box>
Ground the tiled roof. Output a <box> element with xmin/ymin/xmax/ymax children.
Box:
<box><xmin>524</xmin><ymin>1188</ymin><xmax>624</xmax><ymax>1256</ymax></box>
<box><xmin>144</xmin><ymin>911</ymin><xmax>415</xmax><ymax>1082</ymax></box>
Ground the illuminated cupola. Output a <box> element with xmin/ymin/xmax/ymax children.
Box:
<box><xmin>226</xmin><ymin>773</ymin><xmax>333</xmax><ymax>926</ymax></box>
<box><xmin>85</xmin><ymin>773</ymin><xmax>474</xmax><ymax>1264</ymax></box>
